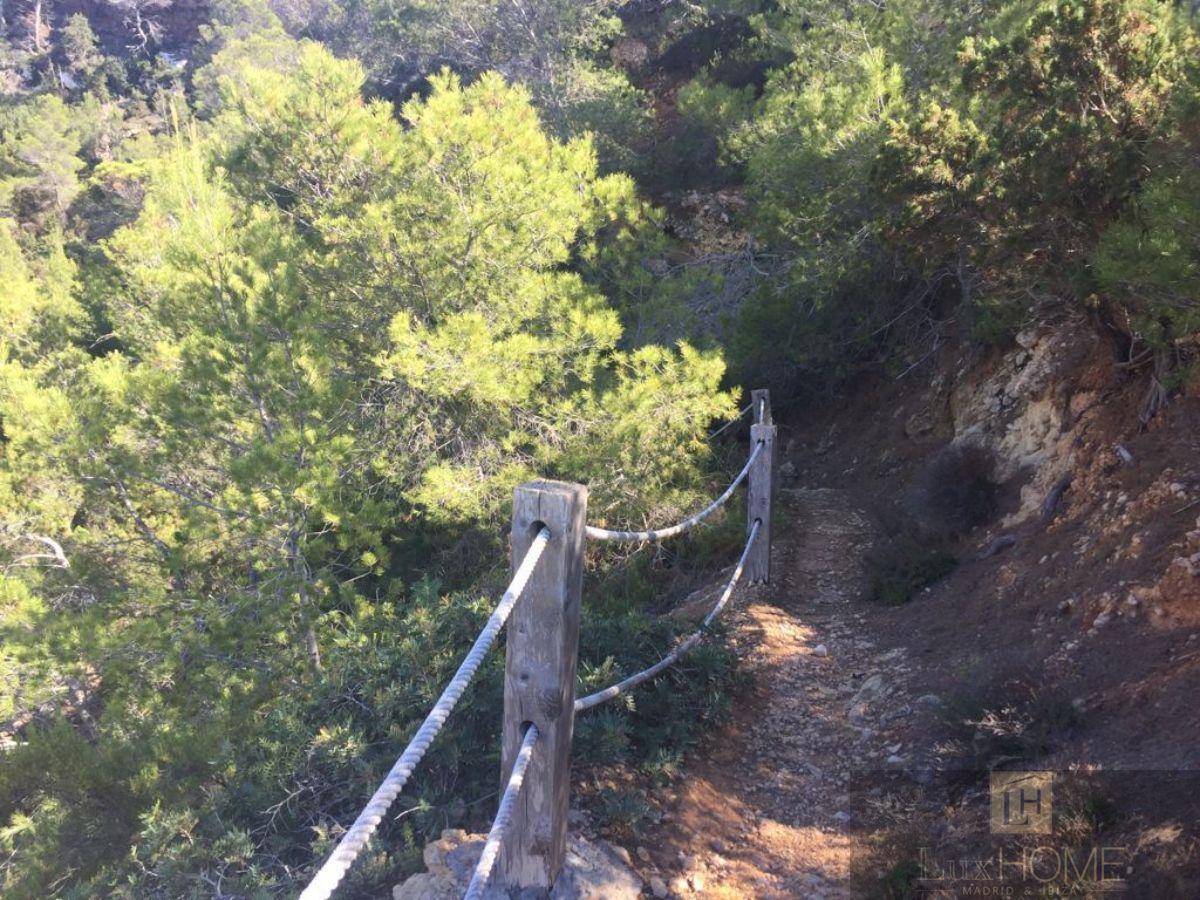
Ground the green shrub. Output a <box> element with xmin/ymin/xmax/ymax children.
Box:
<box><xmin>677</xmin><ymin>75</ymin><xmax>756</xmax><ymax>137</ymax></box>
<box><xmin>1096</xmin><ymin>158</ymin><xmax>1200</xmax><ymax>350</ymax></box>
<box><xmin>904</xmin><ymin>445</ymin><xmax>999</xmax><ymax>539</ymax></box>
<box><xmin>591</xmin><ymin>787</ymin><xmax>651</xmax><ymax>838</ymax></box>
<box><xmin>881</xmin><ymin>857</ymin><xmax>923</xmax><ymax>899</ymax></box>
<box><xmin>548</xmin><ymin>62</ymin><xmax>655</xmax><ymax>175</ymax></box>
<box><xmin>878</xmin><ymin>0</ymin><xmax>1191</xmax><ymax>330</ymax></box>
<box><xmin>867</xmin><ymin>535</ymin><xmax>957</xmax><ymax>606</ymax></box>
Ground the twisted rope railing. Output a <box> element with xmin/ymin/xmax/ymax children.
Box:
<box><xmin>303</xmin><ymin>395</ymin><xmax>774</xmax><ymax>898</ymax></box>
<box><xmin>463</xmin><ymin>723</ymin><xmax>541</xmax><ymax>900</ymax></box>
<box><xmin>575</xmin><ymin>517</ymin><xmax>761</xmax><ymax>713</ymax></box>
<box><xmin>585</xmin><ymin>440</ymin><xmax>764</xmax><ymax>542</ymax></box>
<box><xmin>707</xmin><ymin>401</ymin><xmax>753</xmax><ymax>439</ymax></box>
<box><xmin>300</xmin><ymin>528</ymin><xmax>552</xmax><ymax>900</ymax></box>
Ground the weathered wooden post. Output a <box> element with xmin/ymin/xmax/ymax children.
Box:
<box><xmin>747</xmin><ymin>390</ymin><xmax>775</xmax><ymax>583</ymax></box>
<box><xmin>498</xmin><ymin>480</ymin><xmax>588</xmax><ymax>892</ymax></box>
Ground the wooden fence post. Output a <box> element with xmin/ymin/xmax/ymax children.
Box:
<box><xmin>747</xmin><ymin>421</ymin><xmax>775</xmax><ymax>584</ymax></box>
<box><xmin>498</xmin><ymin>480</ymin><xmax>588</xmax><ymax>892</ymax></box>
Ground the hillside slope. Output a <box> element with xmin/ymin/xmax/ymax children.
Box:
<box><xmin>603</xmin><ymin>318</ymin><xmax>1200</xmax><ymax>897</ymax></box>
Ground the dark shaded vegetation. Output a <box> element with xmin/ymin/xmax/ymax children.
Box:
<box><xmin>867</xmin><ymin>535</ymin><xmax>958</xmax><ymax>606</ymax></box>
<box><xmin>680</xmin><ymin>0</ymin><xmax>1200</xmax><ymax>400</ymax></box>
<box><xmin>904</xmin><ymin>445</ymin><xmax>1000</xmax><ymax>539</ymax></box>
<box><xmin>867</xmin><ymin>444</ymin><xmax>998</xmax><ymax>604</ymax></box>
<box><xmin>939</xmin><ymin>668</ymin><xmax>1082</xmax><ymax>772</ymax></box>
<box><xmin>2</xmin><ymin>0</ymin><xmax>1199</xmax><ymax>895</ymax></box>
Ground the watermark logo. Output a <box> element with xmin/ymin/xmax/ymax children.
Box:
<box><xmin>990</xmin><ymin>771</ymin><xmax>1053</xmax><ymax>834</ymax></box>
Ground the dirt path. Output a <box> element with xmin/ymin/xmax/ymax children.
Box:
<box><xmin>632</xmin><ymin>489</ymin><xmax>930</xmax><ymax>898</ymax></box>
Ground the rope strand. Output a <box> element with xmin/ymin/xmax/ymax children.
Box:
<box><xmin>585</xmin><ymin>441</ymin><xmax>764</xmax><ymax>542</ymax></box>
<box><xmin>575</xmin><ymin>518</ymin><xmax>761</xmax><ymax>713</ymax></box>
<box><xmin>463</xmin><ymin>723</ymin><xmax>541</xmax><ymax>900</ymax></box>
<box><xmin>300</xmin><ymin>528</ymin><xmax>552</xmax><ymax>900</ymax></box>
<box><xmin>707</xmin><ymin>402</ymin><xmax>753</xmax><ymax>439</ymax></box>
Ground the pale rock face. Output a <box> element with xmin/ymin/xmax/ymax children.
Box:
<box><xmin>393</xmin><ymin>828</ymin><xmax>643</xmax><ymax>900</ymax></box>
<box><xmin>943</xmin><ymin>322</ymin><xmax>1098</xmax><ymax>524</ymax></box>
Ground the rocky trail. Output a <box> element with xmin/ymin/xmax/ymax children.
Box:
<box><xmin>395</xmin><ymin>487</ymin><xmax>933</xmax><ymax>899</ymax></box>
<box><xmin>629</xmin><ymin>488</ymin><xmax>932</xmax><ymax>898</ymax></box>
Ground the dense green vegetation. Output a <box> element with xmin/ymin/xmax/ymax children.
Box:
<box><xmin>2</xmin><ymin>0</ymin><xmax>1198</xmax><ymax>896</ymax></box>
<box><xmin>715</xmin><ymin>0</ymin><xmax>1200</xmax><ymax>393</ymax></box>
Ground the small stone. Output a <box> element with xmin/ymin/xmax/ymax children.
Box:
<box><xmin>812</xmin><ymin>643</ymin><xmax>829</xmax><ymax>658</ymax></box>
<box><xmin>637</xmin><ymin>847</ymin><xmax>651</xmax><ymax>863</ymax></box>
<box><xmin>669</xmin><ymin>874</ymin><xmax>691</xmax><ymax>896</ymax></box>
<box><xmin>1015</xmin><ymin>329</ymin><xmax>1038</xmax><ymax>350</ymax></box>
<box><xmin>689</xmin><ymin>872</ymin><xmax>706</xmax><ymax>892</ymax></box>
<box><xmin>1093</xmin><ymin>612</ymin><xmax>1112</xmax><ymax>627</ymax></box>
<box><xmin>914</xmin><ymin>693</ymin><xmax>941</xmax><ymax>709</ymax></box>
<box><xmin>854</xmin><ymin>673</ymin><xmax>886</xmax><ymax>703</ymax></box>
<box><xmin>832</xmin><ymin>810</ymin><xmax>851</xmax><ymax>824</ymax></box>
<box><xmin>886</xmin><ymin>754</ymin><xmax>905</xmax><ymax>767</ymax></box>
<box><xmin>612</xmin><ymin>845</ymin><xmax>632</xmax><ymax>867</ymax></box>
<box><xmin>649</xmin><ymin>875</ymin><xmax>669</xmax><ymax>897</ymax></box>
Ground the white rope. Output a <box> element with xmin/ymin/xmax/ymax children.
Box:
<box><xmin>462</xmin><ymin>723</ymin><xmax>540</xmax><ymax>900</ymax></box>
<box><xmin>575</xmin><ymin>518</ymin><xmax>761</xmax><ymax>713</ymax></box>
<box><xmin>300</xmin><ymin>528</ymin><xmax>552</xmax><ymax>900</ymax></box>
<box><xmin>585</xmin><ymin>441</ymin><xmax>764</xmax><ymax>543</ymax></box>
<box><xmin>707</xmin><ymin>402</ymin><xmax>753</xmax><ymax>439</ymax></box>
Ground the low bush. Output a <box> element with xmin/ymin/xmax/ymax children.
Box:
<box><xmin>939</xmin><ymin>671</ymin><xmax>1081</xmax><ymax>771</ymax></box>
<box><xmin>591</xmin><ymin>787</ymin><xmax>651</xmax><ymax>838</ymax></box>
<box><xmin>867</xmin><ymin>533</ymin><xmax>957</xmax><ymax>606</ymax></box>
<box><xmin>904</xmin><ymin>444</ymin><xmax>999</xmax><ymax>539</ymax></box>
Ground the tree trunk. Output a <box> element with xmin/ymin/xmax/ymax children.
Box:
<box><xmin>33</xmin><ymin>0</ymin><xmax>44</xmax><ymax>53</ymax></box>
<box><xmin>305</xmin><ymin>621</ymin><xmax>323</xmax><ymax>673</ymax></box>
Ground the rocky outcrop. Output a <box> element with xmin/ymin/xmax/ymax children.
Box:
<box><xmin>394</xmin><ymin>829</ymin><xmax>643</xmax><ymax>900</ymax></box>
<box><xmin>903</xmin><ymin>320</ymin><xmax>1102</xmax><ymax>524</ymax></box>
